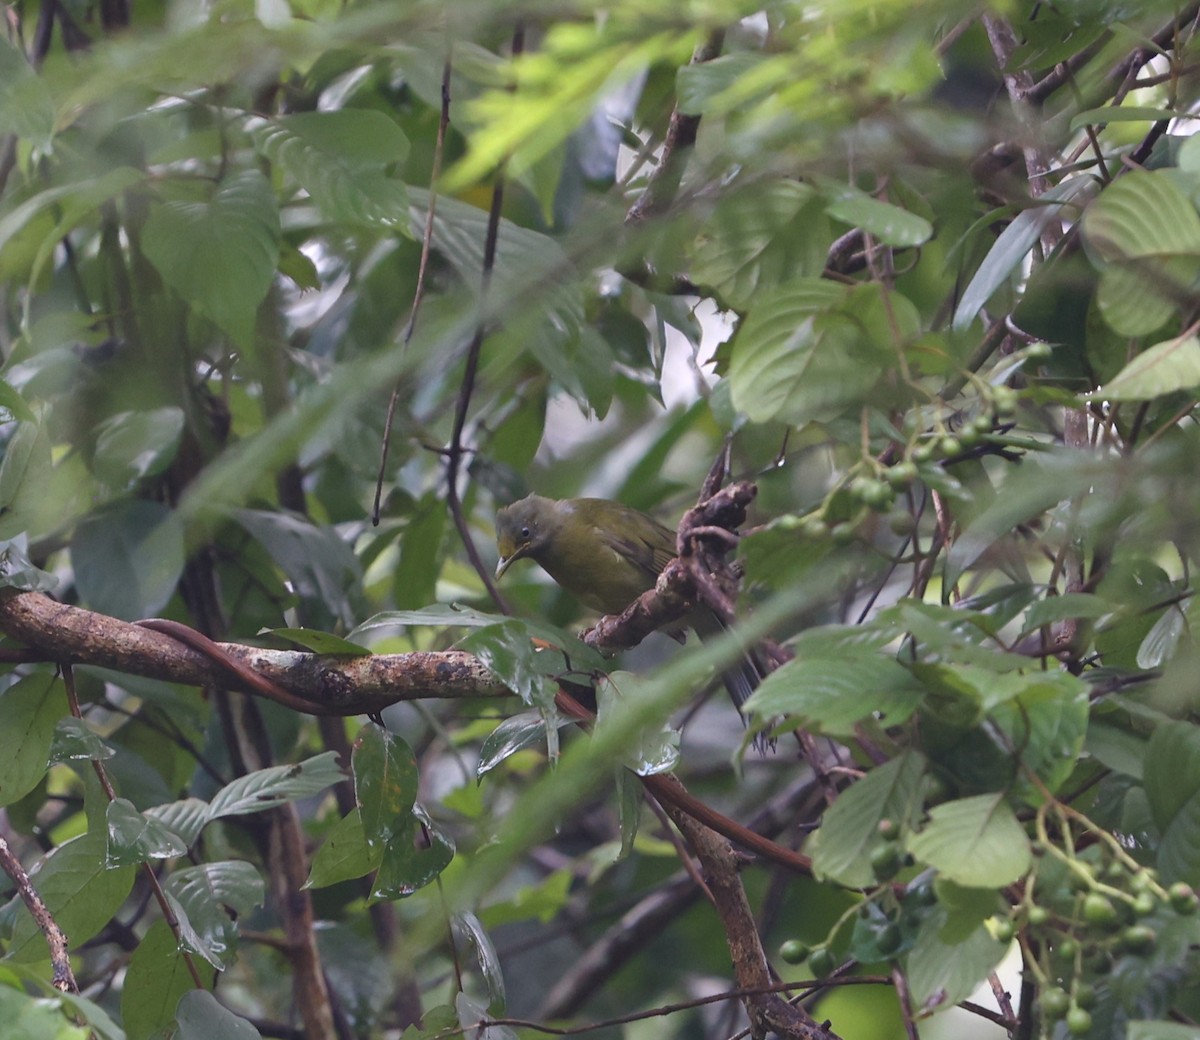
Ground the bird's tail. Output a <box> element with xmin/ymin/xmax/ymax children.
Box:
<box><xmin>693</xmin><ymin>608</ymin><xmax>772</xmax><ymax>751</ymax></box>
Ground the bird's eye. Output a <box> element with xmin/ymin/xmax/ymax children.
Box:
<box><xmin>520</xmin><ymin>526</ymin><xmax>531</xmax><ymax>539</ymax></box>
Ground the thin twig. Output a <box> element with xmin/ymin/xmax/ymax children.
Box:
<box><xmin>443</xmin><ymin>26</ymin><xmax>526</xmax><ymax>611</ymax></box>
<box><xmin>374</xmin><ymin>53</ymin><xmax>454</xmax><ymax>525</ymax></box>
<box><xmin>0</xmin><ymin>833</ymin><xmax>77</xmax><ymax>992</ymax></box>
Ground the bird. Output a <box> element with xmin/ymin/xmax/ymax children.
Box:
<box><xmin>494</xmin><ymin>494</ymin><xmax>764</xmax><ymax>727</ymax></box>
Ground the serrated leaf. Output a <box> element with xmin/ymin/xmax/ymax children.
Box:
<box><xmin>105</xmin><ymin>798</ymin><xmax>188</xmax><ymax>868</ymax></box>
<box><xmin>142</xmin><ymin>170</ymin><xmax>280</xmax><ymax>345</ymax></box>
<box><xmin>904</xmin><ymin>910</ymin><xmax>1008</xmax><ymax>1013</ymax></box>
<box><xmin>808</xmin><ymin>751</ymin><xmax>926</xmax><ymax>887</ymax></box>
<box><xmin>72</xmin><ymin>500</ymin><xmax>185</xmax><ymax>621</ymax></box>
<box><xmin>252</xmin><ymin>110</ymin><xmax>410</xmax><ymax>229</ymax></box>
<box><xmin>689</xmin><ymin>181</ymin><xmax>827</xmax><ymax>308</ymax></box>
<box><xmin>1093</xmin><ymin>335</ymin><xmax>1200</xmax><ymax>402</ymax></box>
<box><xmin>727</xmin><ymin>279</ymin><xmax>857</xmax><ymax>423</ymax></box>
<box><xmin>6</xmin><ymin>833</ymin><xmax>135</xmax><ymax>962</ymax></box>
<box><xmin>0</xmin><ymin>673</ymin><xmax>60</xmax><ymax>807</ymax></box>
<box><xmin>745</xmin><ymin>654</ymin><xmax>924</xmax><ymax>737</ymax></box>
<box><xmin>907</xmin><ymin>794</ymin><xmax>1032</xmax><ymax>887</ymax></box>
<box><xmin>206</xmin><ymin>752</ymin><xmax>344</xmax><ymax>820</ymax></box>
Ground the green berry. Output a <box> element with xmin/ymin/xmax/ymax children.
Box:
<box><xmin>1054</xmin><ymin>938</ymin><xmax>1079</xmax><ymax>962</ymax></box>
<box><xmin>1027</xmin><ymin>905</ymin><xmax>1049</xmax><ymax>927</ymax></box>
<box><xmin>939</xmin><ymin>435</ymin><xmax>962</xmax><ymax>457</ymax></box>
<box><xmin>1073</xmin><ymin>982</ymin><xmax>1097</xmax><ymax>1010</ymax></box>
<box><xmin>870</xmin><ymin>844</ymin><xmax>902</xmax><ymax>881</ymax></box>
<box><xmin>877</xmin><ymin>818</ymin><xmax>901</xmax><ymax>842</ymax></box>
<box><xmin>1121</xmin><ymin>924</ymin><xmax>1156</xmax><ymax>953</ymax></box>
<box><xmin>1169</xmin><ymin>881</ymin><xmax>1198</xmax><ymax>915</ymax></box>
<box><xmin>779</xmin><ymin>939</ymin><xmax>810</xmax><ymax>965</ymax></box>
<box><xmin>808</xmin><ymin>947</ymin><xmax>836</xmax><ymax>977</ymax></box>
<box><xmin>993</xmin><ymin>387</ymin><xmax>1018</xmax><ymax>417</ymax></box>
<box><xmin>1133</xmin><ymin>891</ymin><xmax>1157</xmax><ymax>917</ymax></box>
<box><xmin>876</xmin><ymin>922</ymin><xmax>903</xmax><ymax>955</ymax></box>
<box><xmin>1041</xmin><ymin>987</ymin><xmax>1070</xmax><ymax>1020</ymax></box>
<box><xmin>912</xmin><ymin>441</ymin><xmax>938</xmax><ymax>464</ymax></box>
<box><xmin>1066</xmin><ymin>1006</ymin><xmax>1093</xmax><ymax>1036</ymax></box>
<box><xmin>992</xmin><ymin>916</ymin><xmax>1015</xmax><ymax>943</ymax></box>
<box><xmin>1082</xmin><ymin>892</ymin><xmax>1118</xmax><ymax>927</ymax></box>
<box><xmin>830</xmin><ymin>521</ymin><xmax>858</xmax><ymax>546</ymax></box>
<box><xmin>1026</xmin><ymin>342</ymin><xmax>1053</xmax><ymax>361</ymax></box>
<box><xmin>886</xmin><ymin>461</ymin><xmax>918</xmax><ymax>488</ymax></box>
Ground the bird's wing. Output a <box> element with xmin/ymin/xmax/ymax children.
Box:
<box><xmin>595</xmin><ymin>520</ymin><xmax>677</xmax><ymax>577</ymax></box>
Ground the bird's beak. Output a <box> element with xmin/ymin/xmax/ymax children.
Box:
<box><xmin>495</xmin><ymin>556</ymin><xmax>513</xmax><ymax>580</ymax></box>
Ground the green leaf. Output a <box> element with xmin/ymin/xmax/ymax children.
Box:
<box><xmin>48</xmin><ymin>717</ymin><xmax>114</xmax><ymax>765</ymax></box>
<box><xmin>0</xmin><ymin>39</ymin><xmax>55</xmax><ymax>146</ymax></box>
<box><xmin>122</xmin><ymin>919</ymin><xmax>215</xmax><ymax>1040</ymax></box>
<box><xmin>745</xmin><ymin>654</ymin><xmax>925</xmax><ymax>737</ymax></box>
<box><xmin>252</xmin><ymin>110</ymin><xmax>410</xmax><ymax>229</ymax></box>
<box><xmin>1069</xmin><ymin>105</ymin><xmax>1188</xmax><ymax>131</ymax></box>
<box><xmin>1021</xmin><ymin>593</ymin><xmax>1112</xmax><ymax>634</ymax></box>
<box><xmin>0</xmin><ymin>537</ymin><xmax>57</xmax><ymax>593</ymax></box>
<box><xmin>393</xmin><ymin>493</ymin><xmax>448</xmax><ymax>610</ymax></box>
<box><xmin>372</xmin><ymin>804</ymin><xmax>454</xmax><ymax>900</ymax></box>
<box><xmin>689</xmin><ymin>181</ymin><xmax>827</xmax><ymax>309</ymax></box>
<box><xmin>349</xmin><ymin>604</ymin><xmax>508</xmax><ymax>637</ymax></box>
<box><xmin>0</xmin><ymin>985</ymin><xmax>89</xmax><ymax>1040</ymax></box>
<box><xmin>71</xmin><ymin>501</ymin><xmax>185</xmax><ymax>621</ymax></box>
<box><xmin>142</xmin><ymin>170</ymin><xmax>281</xmax><ymax>345</ymax></box>
<box><xmin>206</xmin><ymin>752</ymin><xmax>345</xmax><ymax>820</ymax></box>
<box><xmin>105</xmin><ymin>798</ymin><xmax>188</xmax><ymax>868</ymax></box>
<box><xmin>175</xmin><ymin>990</ymin><xmax>262</xmax><ymax>1040</ymax></box>
<box><xmin>260</xmin><ymin>628</ymin><xmax>371</xmax><ymax>656</ymax></box>
<box><xmin>234</xmin><ymin>509</ymin><xmax>362</xmax><ymax>629</ymax></box>
<box><xmin>1084</xmin><ymin>170</ymin><xmax>1200</xmax><ymax>260</ymax></box>
<box><xmin>145</xmin><ymin>798</ymin><xmax>210</xmax><ymax>847</ymax></box>
<box><xmin>676</xmin><ymin>51</ymin><xmax>762</xmax><ymax>115</ymax></box>
<box><xmin>454</xmin><ymin>911</ymin><xmax>506</xmax><ymax>1014</ymax></box>
<box><xmin>1092</xmin><ymin>335</ymin><xmax>1200</xmax><ymax>402</ymax></box>
<box><xmin>0</xmin><ymin>414</ymin><xmax>53</xmax><ymax>541</ymax></box>
<box><xmin>1144</xmin><ymin>721</ymin><xmax>1200</xmax><ymax>884</ymax></box>
<box><xmin>164</xmin><ymin>861</ymin><xmax>265</xmax><ymax>970</ymax></box>
<box><xmin>478</xmin><ymin>711</ymin><xmax>551</xmax><ymax>778</ymax></box>
<box><xmin>904</xmin><ymin>910</ymin><xmax>1009</xmax><ymax>1013</ymax></box>
<box><xmin>0</xmin><ymin>673</ymin><xmax>60</xmax><ymax>807</ymax></box>
<box><xmin>823</xmin><ymin>187</ymin><xmax>932</xmax><ymax>248</ymax></box>
<box><xmin>907</xmin><ymin>794</ymin><xmax>1032</xmax><ymax>887</ymax></box>
<box><xmin>1127</xmin><ymin>1023</ymin><xmax>1200</xmax><ymax>1040</ymax></box>
<box><xmin>459</xmin><ymin>621</ymin><xmax>544</xmax><ymax>704</ymax></box>
<box><xmin>91</xmin><ymin>408</ymin><xmax>185</xmax><ymax>488</ymax></box>
<box><xmin>728</xmin><ymin>279</ymin><xmax>856</xmax><ymax>423</ymax></box>
<box><xmin>352</xmin><ymin>724</ymin><xmax>418</xmax><ymax>850</ymax></box>
<box><xmin>953</xmin><ymin>180</ymin><xmax>1087</xmax><ymax>330</ymax></box>
<box><xmin>808</xmin><ymin>751</ymin><xmax>926</xmax><ymax>887</ymax></box>
<box><xmin>307</xmin><ymin>809</ymin><xmax>380</xmax><ymax>889</ymax></box>
<box><xmin>5</xmin><ymin>833</ymin><xmax>135</xmax><ymax>962</ymax></box>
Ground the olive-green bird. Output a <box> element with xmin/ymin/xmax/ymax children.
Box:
<box><xmin>494</xmin><ymin>494</ymin><xmax>763</xmax><ymax>718</ymax></box>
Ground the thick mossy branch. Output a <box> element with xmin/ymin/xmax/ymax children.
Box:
<box><xmin>0</xmin><ymin>590</ymin><xmax>510</xmax><ymax>711</ymax></box>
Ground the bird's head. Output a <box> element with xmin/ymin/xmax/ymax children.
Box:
<box><xmin>494</xmin><ymin>495</ymin><xmax>559</xmax><ymax>579</ymax></box>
